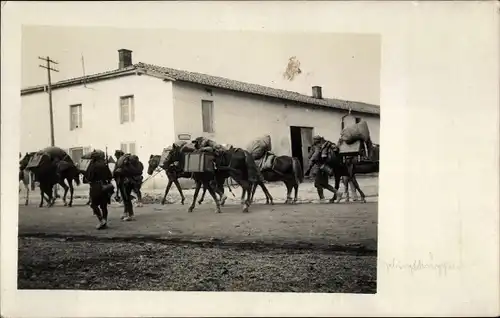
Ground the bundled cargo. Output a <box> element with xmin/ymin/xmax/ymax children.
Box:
<box><xmin>256</xmin><ymin>152</ymin><xmax>276</xmax><ymax>171</ymax></box>
<box><xmin>159</xmin><ymin>148</ymin><xmax>171</xmax><ymax>167</ymax></box>
<box><xmin>26</xmin><ymin>152</ymin><xmax>45</xmax><ymax>169</ymax></box>
<box><xmin>115</xmin><ymin>154</ymin><xmax>143</xmax><ymax>177</ymax></box>
<box><xmin>246</xmin><ymin>135</ymin><xmax>272</xmax><ymax>160</ymax></box>
<box><xmin>339</xmin><ymin>140</ymin><xmax>363</xmax><ymax>156</ymax></box>
<box><xmin>340</xmin><ymin>120</ymin><xmax>371</xmax><ymax>145</ymax></box>
<box><xmin>180</xmin><ymin>142</ymin><xmax>196</xmax><ymax>153</ymax></box>
<box><xmin>183</xmin><ymin>152</ymin><xmax>215</xmax><ymax>173</ymax></box>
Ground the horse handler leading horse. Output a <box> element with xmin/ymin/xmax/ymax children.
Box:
<box><xmin>86</xmin><ymin>150</ymin><xmax>115</xmax><ymax>230</ymax></box>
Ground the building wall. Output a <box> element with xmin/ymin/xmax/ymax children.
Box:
<box><xmin>21</xmin><ymin>76</ymin><xmax>380</xmax><ymax>192</ymax></box>
<box><xmin>172</xmin><ymin>81</ymin><xmax>380</xmax><ymax>156</ymax></box>
<box><xmin>20</xmin><ymin>75</ymin><xmax>176</xmax><ymax>184</ymax></box>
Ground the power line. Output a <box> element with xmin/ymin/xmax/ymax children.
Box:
<box><xmin>38</xmin><ymin>56</ymin><xmax>59</xmax><ymax>146</ymax></box>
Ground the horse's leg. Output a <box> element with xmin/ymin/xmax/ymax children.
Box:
<box><xmin>46</xmin><ymin>184</ymin><xmax>55</xmax><ymax>207</ymax></box>
<box><xmin>216</xmin><ymin>181</ymin><xmax>227</xmax><ymax>206</ymax></box>
<box><xmin>204</xmin><ymin>181</ymin><xmax>221</xmax><ymax>213</ymax></box>
<box><xmin>114</xmin><ymin>179</ymin><xmax>121</xmax><ymax>202</ymax></box>
<box><xmin>58</xmin><ymin>178</ymin><xmax>69</xmax><ymax>206</ymax></box>
<box><xmin>240</xmin><ymin>185</ymin><xmax>247</xmax><ymax>206</ymax></box>
<box><xmin>67</xmin><ymin>177</ymin><xmax>74</xmax><ymax>207</ymax></box>
<box><xmin>337</xmin><ymin>176</ymin><xmax>348</xmax><ymax>203</ymax></box>
<box><xmin>39</xmin><ymin>186</ymin><xmax>45</xmax><ymax>208</ymax></box>
<box><xmin>235</xmin><ymin>178</ymin><xmax>252</xmax><ymax>212</ymax></box>
<box><xmin>24</xmin><ymin>183</ymin><xmax>30</xmax><ymax>206</ymax></box>
<box><xmin>259</xmin><ymin>182</ymin><xmax>274</xmax><ymax>205</ymax></box>
<box><xmin>135</xmin><ymin>186</ymin><xmax>143</xmax><ymax>207</ymax></box>
<box><xmin>188</xmin><ymin>180</ymin><xmax>202</xmax><ymax>212</ymax></box>
<box><xmin>242</xmin><ymin>181</ymin><xmax>252</xmax><ymax>212</ymax></box>
<box><xmin>173</xmin><ymin>179</ymin><xmax>185</xmax><ymax>205</ymax></box>
<box><xmin>349</xmin><ymin>179</ymin><xmax>359</xmax><ymax>201</ymax></box>
<box><xmin>293</xmin><ymin>183</ymin><xmax>299</xmax><ymax>203</ymax></box>
<box><xmin>198</xmin><ymin>186</ymin><xmax>208</xmax><ymax>205</ymax></box>
<box><xmin>284</xmin><ymin>182</ymin><xmax>293</xmax><ymax>204</ymax></box>
<box><xmin>250</xmin><ymin>182</ymin><xmax>258</xmax><ymax>204</ymax></box>
<box><xmin>162</xmin><ymin>179</ymin><xmax>174</xmax><ymax>205</ymax></box>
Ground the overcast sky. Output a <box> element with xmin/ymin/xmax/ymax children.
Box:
<box><xmin>22</xmin><ymin>26</ymin><xmax>380</xmax><ymax>105</ymax></box>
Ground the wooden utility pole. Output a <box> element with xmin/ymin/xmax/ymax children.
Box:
<box><xmin>38</xmin><ymin>56</ymin><xmax>59</xmax><ymax>146</ymax></box>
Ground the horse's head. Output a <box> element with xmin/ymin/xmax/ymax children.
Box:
<box><xmin>147</xmin><ymin>154</ymin><xmax>162</xmax><ymax>175</ymax></box>
<box><xmin>19</xmin><ymin>152</ymin><xmax>36</xmax><ymax>170</ymax></box>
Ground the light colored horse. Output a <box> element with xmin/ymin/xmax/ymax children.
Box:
<box><xmin>19</xmin><ymin>169</ymin><xmax>35</xmax><ymax>206</ymax></box>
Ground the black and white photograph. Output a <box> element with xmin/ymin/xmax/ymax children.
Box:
<box><xmin>3</xmin><ymin>1</ymin><xmax>498</xmax><ymax>317</ymax></box>
<box><xmin>18</xmin><ymin>26</ymin><xmax>380</xmax><ymax>293</ymax></box>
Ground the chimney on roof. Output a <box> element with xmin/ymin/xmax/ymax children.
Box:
<box><xmin>118</xmin><ymin>49</ymin><xmax>133</xmax><ymax>69</ymax></box>
<box><xmin>312</xmin><ymin>86</ymin><xmax>323</xmax><ymax>99</ymax></box>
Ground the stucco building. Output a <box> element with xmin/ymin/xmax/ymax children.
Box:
<box><xmin>21</xmin><ymin>49</ymin><xmax>380</xmax><ymax>189</ymax></box>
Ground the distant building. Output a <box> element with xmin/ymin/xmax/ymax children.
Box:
<box><xmin>21</xmin><ymin>49</ymin><xmax>380</xmax><ymax>189</ymax></box>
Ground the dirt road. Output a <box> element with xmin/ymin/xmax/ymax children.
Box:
<box><xmin>17</xmin><ymin>178</ymin><xmax>378</xmax><ymax>293</ymax></box>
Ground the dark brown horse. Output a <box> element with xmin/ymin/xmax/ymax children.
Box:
<box><xmin>249</xmin><ymin>153</ymin><xmax>304</xmax><ymax>204</ymax></box>
<box><xmin>165</xmin><ymin>141</ymin><xmax>260</xmax><ymax>213</ymax></box>
<box><xmin>22</xmin><ymin>148</ymin><xmax>81</xmax><ymax>207</ymax></box>
<box><xmin>307</xmin><ymin>141</ymin><xmax>378</xmax><ymax>203</ymax></box>
<box><xmin>147</xmin><ymin>153</ymin><xmax>228</xmax><ymax>206</ymax></box>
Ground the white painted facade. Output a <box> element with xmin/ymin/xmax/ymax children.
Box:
<box><xmin>172</xmin><ymin>81</ymin><xmax>380</xmax><ymax>156</ymax></box>
<box><xmin>21</xmin><ymin>74</ymin><xmax>175</xmax><ymax>163</ymax></box>
<box><xmin>21</xmin><ymin>73</ymin><xmax>380</xmax><ymax>190</ymax></box>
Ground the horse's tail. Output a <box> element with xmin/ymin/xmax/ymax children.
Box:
<box><xmin>291</xmin><ymin>157</ymin><xmax>304</xmax><ymax>184</ymax></box>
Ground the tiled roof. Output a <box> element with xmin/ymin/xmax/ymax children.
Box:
<box><xmin>21</xmin><ymin>62</ymin><xmax>380</xmax><ymax>115</ymax></box>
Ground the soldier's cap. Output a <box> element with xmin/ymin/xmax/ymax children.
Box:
<box><xmin>313</xmin><ymin>135</ymin><xmax>323</xmax><ymax>141</ymax></box>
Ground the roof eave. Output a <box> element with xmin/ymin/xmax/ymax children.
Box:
<box><xmin>21</xmin><ymin>67</ymin><xmax>141</xmax><ymax>96</ymax></box>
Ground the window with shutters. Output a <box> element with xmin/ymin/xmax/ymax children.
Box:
<box><xmin>120</xmin><ymin>142</ymin><xmax>136</xmax><ymax>155</ymax></box>
<box><xmin>119</xmin><ymin>95</ymin><xmax>135</xmax><ymax>124</ymax></box>
<box><xmin>201</xmin><ymin>100</ymin><xmax>214</xmax><ymax>133</ymax></box>
<box><xmin>69</xmin><ymin>104</ymin><xmax>83</xmax><ymax>130</ymax></box>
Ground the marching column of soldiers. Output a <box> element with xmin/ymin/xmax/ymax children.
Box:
<box><xmin>84</xmin><ymin>149</ymin><xmax>144</xmax><ymax>229</ymax></box>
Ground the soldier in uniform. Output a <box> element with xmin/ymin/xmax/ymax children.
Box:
<box><xmin>114</xmin><ymin>150</ymin><xmax>143</xmax><ymax>207</ymax></box>
<box><xmin>86</xmin><ymin>150</ymin><xmax>114</xmax><ymax>230</ymax></box>
<box><xmin>306</xmin><ymin>135</ymin><xmax>338</xmax><ymax>201</ymax></box>
<box><xmin>114</xmin><ymin>151</ymin><xmax>144</xmax><ymax>221</ymax></box>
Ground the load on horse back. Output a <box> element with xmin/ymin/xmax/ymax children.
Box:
<box><xmin>147</xmin><ymin>141</ymin><xmax>224</xmax><ymax>206</ymax></box>
<box><xmin>192</xmin><ymin>136</ymin><xmax>266</xmax><ymax>213</ymax></box>
<box><xmin>336</xmin><ymin>118</ymin><xmax>379</xmax><ymax>202</ymax></box>
<box><xmin>246</xmin><ymin>135</ymin><xmax>304</xmax><ymax>204</ymax></box>
<box><xmin>165</xmin><ymin>136</ymin><xmax>260</xmax><ymax>213</ymax></box>
<box><xmin>25</xmin><ymin>146</ymin><xmax>81</xmax><ymax>207</ymax></box>
<box><xmin>306</xmin><ymin>116</ymin><xmax>379</xmax><ymax>203</ymax></box>
<box><xmin>113</xmin><ymin>151</ymin><xmax>144</xmax><ymax>221</ymax></box>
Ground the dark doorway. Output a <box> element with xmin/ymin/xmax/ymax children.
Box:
<box><xmin>290</xmin><ymin>126</ymin><xmax>314</xmax><ymax>172</ymax></box>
